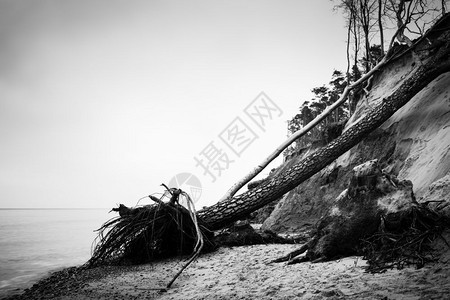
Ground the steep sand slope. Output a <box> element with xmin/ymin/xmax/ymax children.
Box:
<box><xmin>263</xmin><ymin>51</ymin><xmax>450</xmax><ymax>232</ymax></box>
<box><xmin>380</xmin><ymin>72</ymin><xmax>450</xmax><ymax>198</ymax></box>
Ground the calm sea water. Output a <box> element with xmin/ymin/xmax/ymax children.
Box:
<box><xmin>0</xmin><ymin>209</ymin><xmax>110</xmax><ymax>298</ymax></box>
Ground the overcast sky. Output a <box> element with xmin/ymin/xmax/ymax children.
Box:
<box><xmin>0</xmin><ymin>0</ymin><xmax>348</xmax><ymax>209</ymax></box>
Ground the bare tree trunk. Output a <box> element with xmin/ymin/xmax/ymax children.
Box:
<box><xmin>346</xmin><ymin>13</ymin><xmax>352</xmax><ymax>78</ymax></box>
<box><xmin>346</xmin><ymin>17</ymin><xmax>353</xmax><ymax>116</ymax></box>
<box><xmin>378</xmin><ymin>0</ymin><xmax>385</xmax><ymax>54</ymax></box>
<box><xmin>393</xmin><ymin>0</ymin><xmax>413</xmax><ymax>46</ymax></box>
<box><xmin>199</xmin><ymin>38</ymin><xmax>450</xmax><ymax>230</ymax></box>
<box><xmin>352</xmin><ymin>4</ymin><xmax>360</xmax><ymax>77</ymax></box>
<box><xmin>360</xmin><ymin>0</ymin><xmax>371</xmax><ymax>72</ymax></box>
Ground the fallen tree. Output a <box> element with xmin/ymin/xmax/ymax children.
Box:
<box><xmin>219</xmin><ymin>7</ymin><xmax>449</xmax><ymax>201</ymax></box>
<box><xmin>88</xmin><ymin>14</ymin><xmax>450</xmax><ymax>286</ymax></box>
<box><xmin>198</xmin><ymin>15</ymin><xmax>450</xmax><ymax>230</ymax></box>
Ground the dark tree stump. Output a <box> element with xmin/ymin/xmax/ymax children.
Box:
<box><xmin>273</xmin><ymin>159</ymin><xmax>417</xmax><ymax>264</ymax></box>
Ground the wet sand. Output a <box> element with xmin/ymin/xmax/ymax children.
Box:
<box><xmin>4</xmin><ymin>233</ymin><xmax>450</xmax><ymax>300</ymax></box>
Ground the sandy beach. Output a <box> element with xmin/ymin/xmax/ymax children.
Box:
<box><xmin>5</xmin><ymin>230</ymin><xmax>450</xmax><ymax>300</ymax></box>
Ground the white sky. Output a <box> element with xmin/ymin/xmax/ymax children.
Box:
<box><xmin>0</xmin><ymin>0</ymin><xmax>348</xmax><ymax>209</ymax></box>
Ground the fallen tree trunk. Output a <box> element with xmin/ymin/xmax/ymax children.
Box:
<box><xmin>198</xmin><ymin>29</ymin><xmax>450</xmax><ymax>231</ymax></box>
<box><xmin>88</xmin><ymin>16</ymin><xmax>450</xmax><ymax>281</ymax></box>
<box><xmin>218</xmin><ymin>13</ymin><xmax>446</xmax><ymax>201</ymax></box>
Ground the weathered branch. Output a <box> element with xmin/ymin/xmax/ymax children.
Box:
<box><xmin>220</xmin><ymin>48</ymin><xmax>389</xmax><ymax>201</ymax></box>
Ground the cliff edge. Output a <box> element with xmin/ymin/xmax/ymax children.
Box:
<box><xmin>262</xmin><ymin>39</ymin><xmax>450</xmax><ymax>233</ymax></box>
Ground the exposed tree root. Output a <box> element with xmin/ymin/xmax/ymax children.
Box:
<box><xmin>271</xmin><ymin>160</ymin><xmax>450</xmax><ymax>271</ymax></box>
<box><xmin>85</xmin><ymin>188</ymin><xmax>215</xmax><ymax>289</ymax></box>
<box><xmin>360</xmin><ymin>204</ymin><xmax>450</xmax><ymax>273</ymax></box>
<box><xmin>215</xmin><ymin>222</ymin><xmax>304</xmax><ymax>247</ymax></box>
<box><xmin>272</xmin><ymin>204</ymin><xmax>450</xmax><ymax>270</ymax></box>
<box><xmin>269</xmin><ymin>244</ymin><xmax>309</xmax><ymax>264</ymax></box>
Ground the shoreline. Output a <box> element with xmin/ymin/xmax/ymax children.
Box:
<box><xmin>3</xmin><ymin>238</ymin><xmax>450</xmax><ymax>300</ymax></box>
